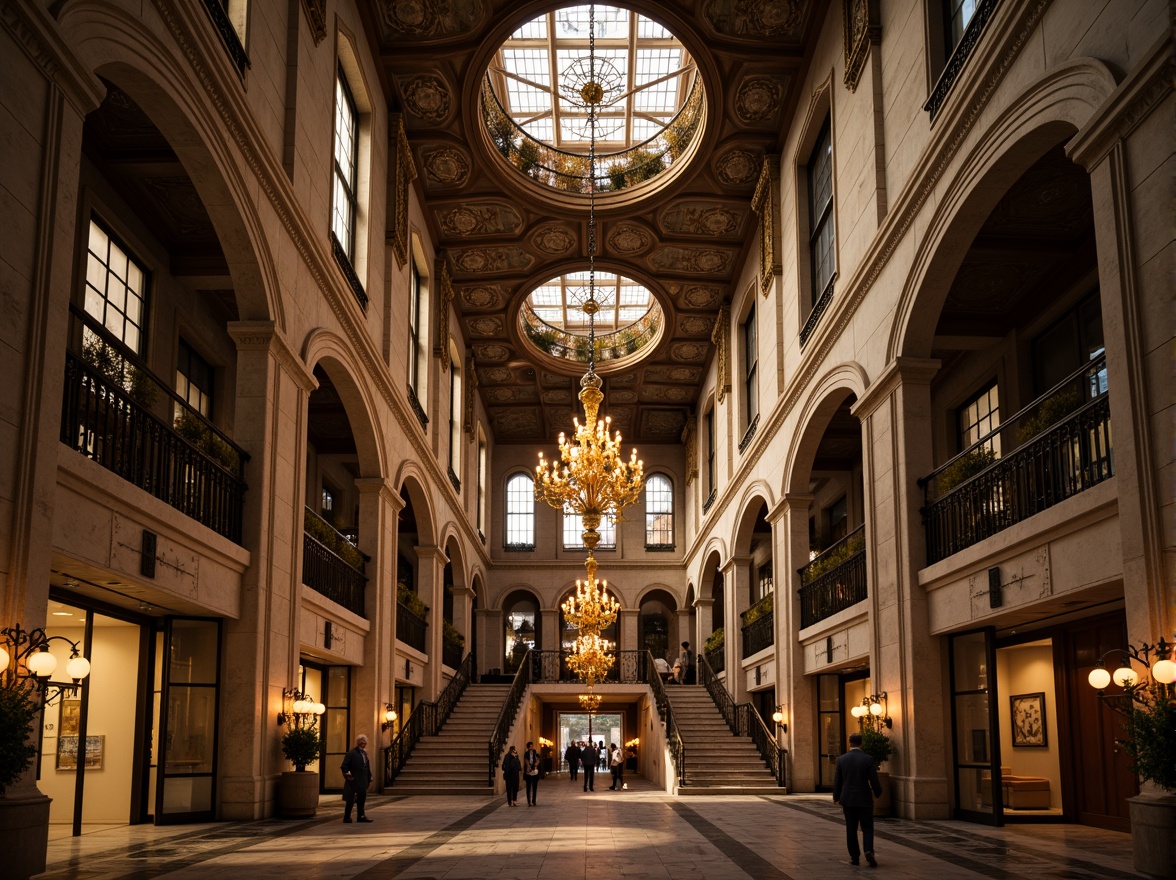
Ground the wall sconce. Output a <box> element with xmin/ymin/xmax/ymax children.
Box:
<box><xmin>1087</xmin><ymin>635</ymin><xmax>1175</xmax><ymax>716</ymax></box>
<box><xmin>1</xmin><ymin>623</ymin><xmax>91</xmax><ymax>705</ymax></box>
<box><xmin>276</xmin><ymin>687</ymin><xmax>325</xmax><ymax>728</ymax></box>
<box><xmin>771</xmin><ymin>706</ymin><xmax>788</xmax><ymax>734</ymax></box>
<box><xmin>381</xmin><ymin>704</ymin><xmax>398</xmax><ymax>732</ymax></box>
<box><xmin>852</xmin><ymin>692</ymin><xmax>892</xmax><ymax>729</ymax></box>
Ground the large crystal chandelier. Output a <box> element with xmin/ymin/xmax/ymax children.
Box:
<box><xmin>535</xmin><ymin>5</ymin><xmax>642</xmax><ymax>706</ymax></box>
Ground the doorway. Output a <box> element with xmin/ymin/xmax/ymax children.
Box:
<box><xmin>557</xmin><ymin>713</ymin><xmax>622</xmax><ymax>771</ymax></box>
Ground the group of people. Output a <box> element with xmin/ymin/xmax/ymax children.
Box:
<box><xmin>559</xmin><ymin>741</ymin><xmax>630</xmax><ymax>792</ymax></box>
<box><xmin>500</xmin><ymin>741</ymin><xmax>544</xmax><ymax>806</ymax></box>
<box><xmin>653</xmin><ymin>641</ymin><xmax>696</xmax><ymax>685</ymax></box>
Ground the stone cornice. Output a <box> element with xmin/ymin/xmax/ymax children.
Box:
<box><xmin>149</xmin><ymin>0</ymin><xmax>491</xmax><ymax>572</ymax></box>
<box><xmin>228</xmin><ymin>321</ymin><xmax>318</xmax><ymax>393</ymax></box>
<box><xmin>1067</xmin><ymin>35</ymin><xmax>1172</xmax><ymax>170</ymax></box>
<box><xmin>683</xmin><ymin>0</ymin><xmax>1049</xmax><ymax>569</ymax></box>
<box><xmin>850</xmin><ymin>358</ymin><xmax>941</xmax><ymax>421</ymax></box>
<box><xmin>354</xmin><ymin>476</ymin><xmax>405</xmax><ymax>510</ymax></box>
<box><xmin>1</xmin><ymin>1</ymin><xmax>104</xmax><ymax>115</ymax></box>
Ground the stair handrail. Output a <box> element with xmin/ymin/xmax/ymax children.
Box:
<box><xmin>645</xmin><ymin>650</ymin><xmax>685</xmax><ymax>786</ymax></box>
<box><xmin>382</xmin><ymin>652</ymin><xmax>475</xmax><ymax>786</ymax></box>
<box><xmin>699</xmin><ymin>655</ymin><xmax>786</xmax><ymax>787</ymax></box>
<box><xmin>487</xmin><ymin>650</ymin><xmax>532</xmax><ymax>786</ymax></box>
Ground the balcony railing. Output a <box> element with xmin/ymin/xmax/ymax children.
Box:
<box><xmin>740</xmin><ymin>594</ymin><xmax>774</xmax><ymax>658</ymax></box>
<box><xmin>920</xmin><ymin>356</ymin><xmax>1112</xmax><ymax>564</ymax></box>
<box><xmin>798</xmin><ymin>525</ymin><xmax>867</xmax><ymax>629</ymax></box>
<box><xmin>61</xmin><ymin>306</ymin><xmax>248</xmax><ymax>543</ymax></box>
<box><xmin>520</xmin><ymin>302</ymin><xmax>661</xmax><ymax>366</ymax></box>
<box><xmin>302</xmin><ymin>508</ymin><xmax>367</xmax><ymax>617</ymax></box>
<box><xmin>396</xmin><ymin>602</ymin><xmax>428</xmax><ymax>654</ymax></box>
<box><xmin>527</xmin><ymin>650</ymin><xmax>648</xmax><ymax>684</ymax></box>
<box><xmin>386</xmin><ymin>653</ymin><xmax>474</xmax><ymax>786</ymax></box>
<box><xmin>704</xmin><ymin>631</ymin><xmax>725</xmax><ymax>675</ymax></box>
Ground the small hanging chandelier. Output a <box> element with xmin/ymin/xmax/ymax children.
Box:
<box><xmin>561</xmin><ymin>554</ymin><xmax>620</xmax><ymax>634</ymax></box>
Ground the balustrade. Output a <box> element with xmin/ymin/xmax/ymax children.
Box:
<box><xmin>797</xmin><ymin>525</ymin><xmax>867</xmax><ymax>629</ymax></box>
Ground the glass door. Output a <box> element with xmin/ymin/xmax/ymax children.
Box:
<box><xmin>156</xmin><ymin>618</ymin><xmax>220</xmax><ymax>823</ymax></box>
<box><xmin>950</xmin><ymin>629</ymin><xmax>1002</xmax><ymax>824</ymax></box>
<box><xmin>816</xmin><ymin>674</ymin><xmax>840</xmax><ymax>789</ymax></box>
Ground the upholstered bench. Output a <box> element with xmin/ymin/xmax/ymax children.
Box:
<box><xmin>1002</xmin><ymin>776</ymin><xmax>1051</xmax><ymax>809</ymax></box>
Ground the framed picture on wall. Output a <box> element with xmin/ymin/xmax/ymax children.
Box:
<box><xmin>57</xmin><ymin>734</ymin><xmax>104</xmax><ymax>770</ymax></box>
<box><xmin>1010</xmin><ymin>692</ymin><xmax>1047</xmax><ymax>747</ymax></box>
<box><xmin>58</xmin><ymin>698</ymin><xmax>81</xmax><ymax>737</ymax></box>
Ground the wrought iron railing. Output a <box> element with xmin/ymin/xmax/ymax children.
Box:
<box><xmin>800</xmin><ymin>276</ymin><xmax>836</xmax><ymax>345</ymax></box>
<box><xmin>302</xmin><ymin>532</ymin><xmax>367</xmax><ymax>617</ymax></box>
<box><xmin>798</xmin><ymin>525</ymin><xmax>867</xmax><ymax>629</ymax></box>
<box><xmin>481</xmin><ymin>74</ymin><xmax>704</xmax><ymax>193</ymax></box>
<box><xmin>698</xmin><ymin>655</ymin><xmax>785</xmax><ymax>787</ymax></box>
<box><xmin>396</xmin><ymin>602</ymin><xmax>428</xmax><ymax>653</ymax></box>
<box><xmin>924</xmin><ymin>0</ymin><xmax>999</xmax><ymax>121</ymax></box>
<box><xmin>488</xmin><ymin>649</ymin><xmax>532</xmax><ymax>786</ymax></box>
<box><xmin>704</xmin><ymin>641</ymin><xmax>725</xmax><ymax>675</ymax></box>
<box><xmin>520</xmin><ymin>302</ymin><xmax>661</xmax><ymax>365</ymax></box>
<box><xmin>527</xmin><ymin>650</ymin><xmax>648</xmax><ymax>684</ymax></box>
<box><xmin>741</xmin><ymin>611</ymin><xmax>774</xmax><ymax>658</ymax></box>
<box><xmin>61</xmin><ymin>307</ymin><xmax>248</xmax><ymax>543</ymax></box>
<box><xmin>385</xmin><ymin>652</ymin><xmax>474</xmax><ymax>785</ymax></box>
<box><xmin>920</xmin><ymin>356</ymin><xmax>1112</xmax><ymax>564</ymax></box>
<box><xmin>646</xmin><ymin>650</ymin><xmax>685</xmax><ymax>786</ymax></box>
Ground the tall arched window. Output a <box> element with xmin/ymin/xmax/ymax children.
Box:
<box><xmin>505</xmin><ymin>473</ymin><xmax>535</xmax><ymax>549</ymax></box>
<box><xmin>645</xmin><ymin>474</ymin><xmax>674</xmax><ymax>548</ymax></box>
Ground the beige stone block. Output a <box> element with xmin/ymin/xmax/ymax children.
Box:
<box><xmin>1133</xmin><ymin>249</ymin><xmax>1176</xmax><ymax>359</ymax></box>
<box><xmin>1129</xmin><ymin>154</ymin><xmax>1174</xmax><ymax>266</ymax></box>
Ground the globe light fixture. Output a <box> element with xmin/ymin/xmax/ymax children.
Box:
<box><xmin>1086</xmin><ymin>635</ymin><xmax>1176</xmax><ymax>717</ymax></box>
<box><xmin>1</xmin><ymin>622</ymin><xmax>92</xmax><ymax>704</ymax></box>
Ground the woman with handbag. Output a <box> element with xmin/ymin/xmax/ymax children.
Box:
<box><xmin>502</xmin><ymin>745</ymin><xmax>522</xmax><ymax>807</ymax></box>
<box><xmin>608</xmin><ymin>743</ymin><xmax>624</xmax><ymax>790</ymax></box>
<box><xmin>523</xmin><ymin>741</ymin><xmax>542</xmax><ymax>806</ymax></box>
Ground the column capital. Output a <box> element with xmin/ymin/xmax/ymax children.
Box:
<box><xmin>851</xmin><ymin>357</ymin><xmax>940</xmax><ymax>420</ymax></box>
<box><xmin>414</xmin><ymin>544</ymin><xmax>449</xmax><ymax>563</ymax></box>
<box><xmin>721</xmin><ymin>555</ymin><xmax>752</xmax><ymax>574</ymax></box>
<box><xmin>355</xmin><ymin>477</ymin><xmax>404</xmax><ymax>509</ymax></box>
<box><xmin>693</xmin><ymin>596</ymin><xmax>715</xmax><ymax>609</ymax></box>
<box><xmin>228</xmin><ymin>321</ymin><xmax>317</xmax><ymax>392</ymax></box>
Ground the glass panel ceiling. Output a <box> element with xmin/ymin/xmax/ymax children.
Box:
<box><xmin>525</xmin><ymin>272</ymin><xmax>654</xmax><ymax>333</ymax></box>
<box><xmin>491</xmin><ymin>5</ymin><xmax>694</xmax><ymax>154</ymax></box>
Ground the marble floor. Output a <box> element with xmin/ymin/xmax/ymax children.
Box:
<box><xmin>39</xmin><ymin>777</ymin><xmax>1144</xmax><ymax>880</ymax></box>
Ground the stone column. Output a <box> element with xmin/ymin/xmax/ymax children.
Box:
<box><xmin>619</xmin><ymin>608</ymin><xmax>638</xmax><ymax>655</ymax></box>
<box><xmin>773</xmin><ymin>493</ymin><xmax>813</xmax><ymax>788</ymax></box>
<box><xmin>223</xmin><ymin>323</ymin><xmax>317</xmax><ymax>819</ymax></box>
<box><xmin>722</xmin><ymin>556</ymin><xmax>752</xmax><ymax>699</ymax></box>
<box><xmin>451</xmin><ymin>585</ymin><xmax>474</xmax><ymax>665</ymax></box>
<box><xmin>540</xmin><ymin>607</ymin><xmax>560</xmax><ymax>653</ymax></box>
<box><xmin>415</xmin><ymin>544</ymin><xmax>446</xmax><ymax>699</ymax></box>
<box><xmin>355</xmin><ymin>478</ymin><xmax>403</xmax><ymax>771</ymax></box>
<box><xmin>693</xmin><ymin>597</ymin><xmax>714</xmax><ymax>661</ymax></box>
<box><xmin>484</xmin><ymin>608</ymin><xmax>504</xmax><ymax>675</ymax></box>
<box><xmin>853</xmin><ymin>357</ymin><xmax>946</xmax><ymax>819</ymax></box>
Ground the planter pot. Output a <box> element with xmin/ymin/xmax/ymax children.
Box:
<box><xmin>0</xmin><ymin>793</ymin><xmax>51</xmax><ymax>880</ymax></box>
<box><xmin>1129</xmin><ymin>794</ymin><xmax>1176</xmax><ymax>879</ymax></box>
<box><xmin>873</xmin><ymin>770</ymin><xmax>892</xmax><ymax>818</ymax></box>
<box><xmin>278</xmin><ymin>771</ymin><xmax>320</xmax><ymax>818</ymax></box>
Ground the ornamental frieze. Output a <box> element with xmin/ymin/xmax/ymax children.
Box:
<box><xmin>383</xmin><ymin>0</ymin><xmax>484</xmax><ymax>37</ymax></box>
<box><xmin>611</xmin><ymin>390</ymin><xmax>638</xmax><ymax>404</ymax></box>
<box><xmin>648</xmin><ymin>246</ymin><xmax>733</xmax><ymax>274</ymax></box>
<box><xmin>530</xmin><ymin>225</ymin><xmax>577</xmax><ymax>254</ymax></box>
<box><xmin>642</xmin><ymin>385</ymin><xmax>692</xmax><ymax>403</ymax></box>
<box><xmin>421</xmin><ymin>146</ymin><xmax>471</xmax><ymax>188</ymax></box>
<box><xmin>473</xmin><ymin>343</ymin><xmax>512</xmax><ymax>362</ymax></box>
<box><xmin>466</xmin><ymin>316</ymin><xmax>504</xmax><ymax>337</ymax></box>
<box><xmin>641</xmin><ymin>410</ymin><xmax>688</xmax><ymax>436</ymax></box>
<box><xmin>682</xmin><ymin>285</ymin><xmax>724</xmax><ymax>309</ymax></box>
<box><xmin>609</xmin><ymin>372</ymin><xmax>638</xmax><ymax>386</ymax></box>
<box><xmin>486</xmin><ymin>386</ymin><xmax>537</xmax><ymax>403</ymax></box>
<box><xmin>493</xmin><ymin>409</ymin><xmax>541</xmax><ymax>436</ymax></box>
<box><xmin>437</xmin><ymin>203</ymin><xmax>522</xmax><ymax>237</ymax></box>
<box><xmin>606</xmin><ymin>223</ymin><xmax>653</xmax><ymax>254</ymax></box>
<box><xmin>734</xmin><ymin>75</ymin><xmax>788</xmax><ymax>125</ymax></box>
<box><xmin>541</xmin><ymin>390</ymin><xmax>572</xmax><ymax>404</ymax></box>
<box><xmin>843</xmin><ymin>0</ymin><xmax>880</xmax><ymax>93</ymax></box>
<box><xmin>452</xmin><ymin>246</ymin><xmax>534</xmax><ymax>274</ymax></box>
<box><xmin>478</xmin><ymin>366</ymin><xmax>514</xmax><ymax>384</ymax></box>
<box><xmin>678</xmin><ymin>315</ymin><xmax>714</xmax><ymax>336</ymax></box>
<box><xmin>714</xmin><ymin>148</ymin><xmax>762</xmax><ymax>187</ymax></box>
<box><xmin>645</xmin><ymin>366</ymin><xmax>701</xmax><ymax>383</ymax></box>
<box><xmin>459</xmin><ymin>284</ymin><xmax>507</xmax><ymax>310</ymax></box>
<box><xmin>399</xmin><ymin>74</ymin><xmax>453</xmax><ymax>123</ymax></box>
<box><xmin>671</xmin><ymin>341</ymin><xmax>709</xmax><ymax>363</ymax></box>
<box><xmin>704</xmin><ymin>0</ymin><xmax>804</xmax><ymax>37</ymax></box>
<box><xmin>659</xmin><ymin>202</ymin><xmax>745</xmax><ymax>238</ymax></box>
<box><xmin>541</xmin><ymin>371</ymin><xmax>573</xmax><ymax>387</ymax></box>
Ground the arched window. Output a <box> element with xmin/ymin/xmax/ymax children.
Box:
<box><xmin>505</xmin><ymin>473</ymin><xmax>534</xmax><ymax>549</ymax></box>
<box><xmin>563</xmin><ymin>504</ymin><xmax>616</xmax><ymax>550</ymax></box>
<box><xmin>645</xmin><ymin>474</ymin><xmax>674</xmax><ymax>548</ymax></box>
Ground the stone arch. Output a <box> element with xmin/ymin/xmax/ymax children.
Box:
<box><xmin>395</xmin><ymin>469</ymin><xmax>437</xmax><ymax>548</ymax></box>
<box><xmin>730</xmin><ymin>485</ymin><xmax>774</xmax><ymax>556</ymax></box>
<box><xmin>441</xmin><ymin>530</ymin><xmax>468</xmax><ymax>590</ymax></box>
<box><xmin>782</xmin><ymin>363</ymin><xmax>868</xmax><ymax>497</ymax></box>
<box><xmin>500</xmin><ymin>587</ymin><xmax>542</xmax><ymax>672</ymax></box>
<box><xmin>889</xmin><ymin>58</ymin><xmax>1117</xmax><ymax>361</ymax></box>
<box><xmin>59</xmin><ymin>6</ymin><xmax>282</xmax><ymax>326</ymax></box>
<box><xmin>304</xmin><ymin>330</ymin><xmax>386</xmax><ymax>479</ymax></box>
<box><xmin>697</xmin><ymin>543</ymin><xmax>726</xmax><ymax>596</ymax></box>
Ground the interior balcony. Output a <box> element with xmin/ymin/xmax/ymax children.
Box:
<box><xmin>797</xmin><ymin>525</ymin><xmax>867</xmax><ymax>630</ymax></box>
<box><xmin>302</xmin><ymin>507</ymin><xmax>368</xmax><ymax>617</ymax></box>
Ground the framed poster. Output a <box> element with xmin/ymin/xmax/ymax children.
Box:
<box><xmin>58</xmin><ymin>698</ymin><xmax>81</xmax><ymax>737</ymax></box>
<box><xmin>1010</xmin><ymin>692</ymin><xmax>1047</xmax><ymax>747</ymax></box>
<box><xmin>57</xmin><ymin>734</ymin><xmax>104</xmax><ymax>770</ymax></box>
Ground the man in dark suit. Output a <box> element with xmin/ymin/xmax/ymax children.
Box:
<box><xmin>833</xmin><ymin>732</ymin><xmax>882</xmax><ymax>867</ymax></box>
<box><xmin>564</xmin><ymin>741</ymin><xmax>581</xmax><ymax>782</ymax></box>
<box><xmin>580</xmin><ymin>741</ymin><xmax>597</xmax><ymax>791</ymax></box>
<box><xmin>340</xmin><ymin>734</ymin><xmax>373</xmax><ymax>823</ymax></box>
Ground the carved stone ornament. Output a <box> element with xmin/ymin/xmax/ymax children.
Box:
<box><xmin>531</xmin><ymin>224</ymin><xmax>577</xmax><ymax>254</ymax></box>
<box><xmin>704</xmin><ymin>0</ymin><xmax>804</xmax><ymax>37</ymax></box>
<box><xmin>642</xmin><ymin>410</ymin><xmax>688</xmax><ymax>436</ymax></box>
<box><xmin>438</xmin><ymin>261</ymin><xmax>454</xmax><ymax>371</ymax></box>
<box><xmin>541</xmin><ymin>371</ymin><xmax>573</xmax><ymax>387</ymax></box>
<box><xmin>452</xmin><ymin>247</ymin><xmax>534</xmax><ymax>274</ymax></box>
<box><xmin>421</xmin><ymin>146</ymin><xmax>470</xmax><ymax>188</ymax></box>
<box><xmin>678</xmin><ymin>315</ymin><xmax>714</xmax><ymax>336</ymax></box>
<box><xmin>479</xmin><ymin>366</ymin><xmax>513</xmax><ymax>384</ymax></box>
<box><xmin>300</xmin><ymin>0</ymin><xmax>327</xmax><ymax>45</ymax></box>
<box><xmin>711</xmin><ymin>304</ymin><xmax>730</xmax><ymax>402</ymax></box>
<box><xmin>649</xmin><ymin>247</ymin><xmax>733</xmax><ymax>274</ymax></box>
<box><xmin>607</xmin><ymin>223</ymin><xmax>652</xmax><ymax>254</ymax></box>
<box><xmin>660</xmin><ymin>202</ymin><xmax>745</xmax><ymax>238</ymax></box>
<box><xmin>383</xmin><ymin>0</ymin><xmax>484</xmax><ymax>37</ymax></box>
<box><xmin>459</xmin><ymin>284</ymin><xmax>505</xmax><ymax>310</ymax></box>
<box><xmin>438</xmin><ymin>203</ymin><xmax>522</xmax><ymax>237</ymax></box>
<box><xmin>682</xmin><ymin>417</ymin><xmax>698</xmax><ymax>484</ymax></box>
<box><xmin>735</xmin><ymin>75</ymin><xmax>787</xmax><ymax>125</ymax></box>
<box><xmin>464</xmin><ymin>356</ymin><xmax>478</xmax><ymax>433</ymax></box>
<box><xmin>466</xmin><ymin>316</ymin><xmax>503</xmax><ymax>337</ymax></box>
<box><xmin>389</xmin><ymin>116</ymin><xmax>418</xmax><ymax>268</ymax></box>
<box><xmin>751</xmin><ymin>156</ymin><xmax>781</xmax><ymax>295</ymax></box>
<box><xmin>715</xmin><ymin>148</ymin><xmax>762</xmax><ymax>187</ymax></box>
<box><xmin>541</xmin><ymin>390</ymin><xmax>571</xmax><ymax>404</ymax></box>
<box><xmin>400</xmin><ymin>73</ymin><xmax>453</xmax><ymax>123</ymax></box>
<box><xmin>843</xmin><ymin>0</ymin><xmax>880</xmax><ymax>93</ymax></box>
<box><xmin>646</xmin><ymin>366</ymin><xmax>701</xmax><ymax>383</ymax></box>
<box><xmin>683</xmin><ymin>285</ymin><xmax>724</xmax><ymax>309</ymax></box>
<box><xmin>611</xmin><ymin>390</ymin><xmax>638</xmax><ymax>404</ymax></box>
<box><xmin>494</xmin><ymin>409</ymin><xmax>541</xmax><ymax>436</ymax></box>
<box><xmin>672</xmin><ymin>341</ymin><xmax>710</xmax><ymax>364</ymax></box>
<box><xmin>473</xmin><ymin>343</ymin><xmax>511</xmax><ymax>362</ymax></box>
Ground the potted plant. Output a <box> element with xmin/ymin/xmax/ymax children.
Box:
<box><xmin>859</xmin><ymin>724</ymin><xmax>894</xmax><ymax>818</ymax></box>
<box><xmin>1117</xmin><ymin>677</ymin><xmax>1176</xmax><ymax>878</ymax></box>
<box><xmin>0</xmin><ymin>681</ymin><xmax>49</xmax><ymax>880</ymax></box>
<box><xmin>278</xmin><ymin>722</ymin><xmax>324</xmax><ymax>818</ymax></box>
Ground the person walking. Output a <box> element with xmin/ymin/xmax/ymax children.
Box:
<box><xmin>678</xmin><ymin>642</ymin><xmax>695</xmax><ymax>685</ymax></box>
<box><xmin>340</xmin><ymin>734</ymin><xmax>373</xmax><ymax>823</ymax></box>
<box><xmin>564</xmin><ymin>741</ymin><xmax>581</xmax><ymax>782</ymax></box>
<box><xmin>502</xmin><ymin>745</ymin><xmax>522</xmax><ymax>807</ymax></box>
<box><xmin>523</xmin><ymin>741</ymin><xmax>542</xmax><ymax>806</ymax></box>
<box><xmin>833</xmin><ymin>732</ymin><xmax>883</xmax><ymax>867</ymax></box>
<box><xmin>580</xmin><ymin>741</ymin><xmax>598</xmax><ymax>791</ymax></box>
<box><xmin>608</xmin><ymin>743</ymin><xmax>624</xmax><ymax>790</ymax></box>
<box><xmin>598</xmin><ymin>740</ymin><xmax>607</xmax><ymax>770</ymax></box>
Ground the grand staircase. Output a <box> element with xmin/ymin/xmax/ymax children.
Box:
<box><xmin>388</xmin><ymin>683</ymin><xmax>511</xmax><ymax>795</ymax></box>
<box><xmin>665</xmin><ymin>686</ymin><xmax>785</xmax><ymax>795</ymax></box>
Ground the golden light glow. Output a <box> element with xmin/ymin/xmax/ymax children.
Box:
<box><xmin>560</xmin><ymin>554</ymin><xmax>620</xmax><ymax>634</ymax></box>
<box><xmin>578</xmin><ymin>692</ymin><xmax>603</xmax><ymax>713</ymax></box>
<box><xmin>567</xmin><ymin>631</ymin><xmax>615</xmax><ymax>685</ymax></box>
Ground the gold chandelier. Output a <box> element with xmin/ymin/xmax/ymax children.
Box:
<box><xmin>567</xmin><ymin>631</ymin><xmax>615</xmax><ymax>686</ymax></box>
<box><xmin>561</xmin><ymin>555</ymin><xmax>620</xmax><ymax>634</ymax></box>
<box><xmin>578</xmin><ymin>692</ymin><xmax>603</xmax><ymax>714</ymax></box>
<box><xmin>534</xmin><ymin>3</ymin><xmax>644</xmax><ymax>555</ymax></box>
